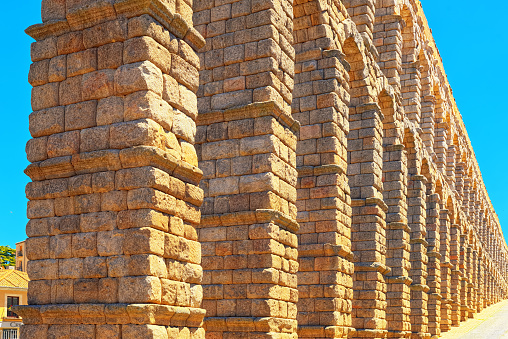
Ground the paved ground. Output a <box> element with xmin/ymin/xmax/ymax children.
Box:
<box><xmin>440</xmin><ymin>299</ymin><xmax>508</xmax><ymax>339</ymax></box>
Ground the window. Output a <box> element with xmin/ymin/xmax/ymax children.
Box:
<box><xmin>2</xmin><ymin>329</ymin><xmax>18</xmax><ymax>339</ymax></box>
<box><xmin>6</xmin><ymin>297</ymin><xmax>19</xmax><ymax>318</ymax></box>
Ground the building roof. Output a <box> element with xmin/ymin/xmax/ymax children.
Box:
<box><xmin>0</xmin><ymin>269</ymin><xmax>29</xmax><ymax>289</ymax></box>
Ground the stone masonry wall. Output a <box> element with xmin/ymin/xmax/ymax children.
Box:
<box><xmin>17</xmin><ymin>0</ymin><xmax>508</xmax><ymax>338</ymax></box>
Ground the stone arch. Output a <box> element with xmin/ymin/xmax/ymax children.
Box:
<box><xmin>438</xmin><ymin>181</ymin><xmax>454</xmax><ymax>331</ymax></box>
<box><xmin>344</xmin><ymin>28</ymin><xmax>393</xmax><ymax>337</ymax></box>
<box><xmin>291</xmin><ymin>3</ymin><xmax>373</xmax><ymax>338</ymax></box>
<box><xmin>433</xmin><ymin>83</ymin><xmax>449</xmax><ymax>172</ymax></box>
<box><xmin>446</xmin><ymin>196</ymin><xmax>456</xmax><ymax>225</ymax></box>
<box><xmin>17</xmin><ymin>1</ymin><xmax>508</xmax><ymax>338</ymax></box>
<box><xmin>421</xmin><ymin>156</ymin><xmax>445</xmax><ymax>337</ymax></box>
<box><xmin>479</xmin><ymin>206</ymin><xmax>488</xmax><ymax>246</ymax></box>
<box><xmin>400</xmin><ymin>4</ymin><xmax>422</xmax><ymax>125</ymax></box>
<box><xmin>381</xmin><ymin>88</ymin><xmax>412</xmax><ymax>337</ymax></box>
<box><xmin>380</xmin><ymin>89</ymin><xmax>401</xmax><ymax>146</ymax></box>
<box><xmin>419</xmin><ymin>48</ymin><xmax>435</xmax><ymax>156</ymax></box>
<box><xmin>192</xmin><ymin>0</ymin><xmax>301</xmax><ymax>337</ymax></box>
<box><xmin>401</xmin><ymin>5</ymin><xmax>419</xmax><ymax>63</ymax></box>
<box><xmin>343</xmin><ymin>0</ymin><xmax>376</xmax><ymax>41</ymax></box>
<box><xmin>343</xmin><ymin>35</ymin><xmax>375</xmax><ymax>107</ymax></box>
<box><xmin>403</xmin><ymin>124</ymin><xmax>421</xmax><ymax>176</ymax></box>
<box><xmin>445</xmin><ymin>126</ymin><xmax>458</xmax><ymax>190</ymax></box>
<box><xmin>403</xmin><ymin>126</ymin><xmax>431</xmax><ymax>337</ymax></box>
<box><xmin>455</xmin><ymin>145</ymin><xmax>466</xmax><ymax>203</ymax></box>
<box><xmin>435</xmin><ymin>177</ymin><xmax>443</xmax><ymax>201</ymax></box>
<box><xmin>421</xmin><ymin>158</ymin><xmax>431</xmax><ymax>186</ymax></box>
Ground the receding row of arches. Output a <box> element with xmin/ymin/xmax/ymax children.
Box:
<box><xmin>193</xmin><ymin>0</ymin><xmax>508</xmax><ymax>337</ymax></box>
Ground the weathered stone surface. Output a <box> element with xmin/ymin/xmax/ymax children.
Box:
<box><xmin>20</xmin><ymin>1</ymin><xmax>508</xmax><ymax>339</ymax></box>
<box><xmin>22</xmin><ymin>2</ymin><xmax>205</xmax><ymax>338</ymax></box>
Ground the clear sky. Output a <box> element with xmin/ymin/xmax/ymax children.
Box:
<box><xmin>1</xmin><ymin>1</ymin><xmax>507</xmax><ymax>248</ymax></box>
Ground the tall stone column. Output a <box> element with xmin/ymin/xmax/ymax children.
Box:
<box><xmin>384</xmin><ymin>145</ymin><xmax>412</xmax><ymax>339</ymax></box>
<box><xmin>439</xmin><ymin>209</ymin><xmax>452</xmax><ymax>332</ymax></box>
<box><xmin>193</xmin><ymin>0</ymin><xmax>299</xmax><ymax>337</ymax></box>
<box><xmin>343</xmin><ymin>0</ymin><xmax>375</xmax><ymax>41</ymax></box>
<box><xmin>425</xmin><ymin>193</ymin><xmax>441</xmax><ymax>337</ymax></box>
<box><xmin>489</xmin><ymin>268</ymin><xmax>493</xmax><ymax>305</ymax></box>
<box><xmin>445</xmin><ymin>145</ymin><xmax>455</xmax><ymax>191</ymax></box>
<box><xmin>462</xmin><ymin>179</ymin><xmax>470</xmax><ymax>219</ymax></box>
<box><xmin>349</xmin><ymin>103</ymin><xmax>389</xmax><ymax>339</ymax></box>
<box><xmin>454</xmin><ymin>162</ymin><xmax>464</xmax><ymax>206</ymax></box>
<box><xmin>407</xmin><ymin>175</ymin><xmax>429</xmax><ymax>339</ymax></box>
<box><xmin>419</xmin><ymin>91</ymin><xmax>435</xmax><ymax>158</ymax></box>
<box><xmin>476</xmin><ymin>252</ymin><xmax>484</xmax><ymax>313</ymax></box>
<box><xmin>400</xmin><ymin>61</ymin><xmax>421</xmax><ymax>126</ymax></box>
<box><xmin>466</xmin><ymin>245</ymin><xmax>474</xmax><ymax>318</ymax></box>
<box><xmin>487</xmin><ymin>265</ymin><xmax>493</xmax><ymax>306</ymax></box>
<box><xmin>459</xmin><ymin>234</ymin><xmax>468</xmax><ymax>321</ymax></box>
<box><xmin>373</xmin><ymin>13</ymin><xmax>404</xmax><ymax>92</ymax></box>
<box><xmin>449</xmin><ymin>224</ymin><xmax>461</xmax><ymax>326</ymax></box>
<box><xmin>471</xmin><ymin>249</ymin><xmax>479</xmax><ymax>315</ymax></box>
<box><xmin>434</xmin><ymin>122</ymin><xmax>447</xmax><ymax>173</ymax></box>
<box><xmin>483</xmin><ymin>263</ymin><xmax>489</xmax><ymax>308</ymax></box>
<box><xmin>292</xmin><ymin>2</ymin><xmax>356</xmax><ymax>337</ymax></box>
<box><xmin>18</xmin><ymin>0</ymin><xmax>206</xmax><ymax>338</ymax></box>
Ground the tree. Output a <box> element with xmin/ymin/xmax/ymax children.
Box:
<box><xmin>0</xmin><ymin>246</ymin><xmax>15</xmax><ymax>268</ymax></box>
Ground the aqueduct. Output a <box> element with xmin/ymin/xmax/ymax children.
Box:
<box><xmin>17</xmin><ymin>0</ymin><xmax>508</xmax><ymax>338</ymax></box>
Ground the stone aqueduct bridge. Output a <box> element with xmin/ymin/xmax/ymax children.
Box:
<box><xmin>17</xmin><ymin>0</ymin><xmax>508</xmax><ymax>338</ymax></box>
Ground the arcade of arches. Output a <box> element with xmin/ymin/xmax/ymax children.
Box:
<box><xmin>17</xmin><ymin>0</ymin><xmax>508</xmax><ymax>338</ymax></box>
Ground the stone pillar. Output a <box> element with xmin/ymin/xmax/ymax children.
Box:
<box><xmin>494</xmin><ymin>271</ymin><xmax>500</xmax><ymax>303</ymax></box>
<box><xmin>471</xmin><ymin>249</ymin><xmax>479</xmax><ymax>315</ymax></box>
<box><xmin>476</xmin><ymin>252</ymin><xmax>484</xmax><ymax>313</ymax></box>
<box><xmin>487</xmin><ymin>265</ymin><xmax>493</xmax><ymax>306</ymax></box>
<box><xmin>292</xmin><ymin>1</ymin><xmax>356</xmax><ymax>336</ymax></box>
<box><xmin>488</xmin><ymin>267</ymin><xmax>494</xmax><ymax>305</ymax></box>
<box><xmin>343</xmin><ymin>0</ymin><xmax>376</xmax><ymax>42</ymax></box>
<box><xmin>459</xmin><ymin>234</ymin><xmax>468</xmax><ymax>321</ymax></box>
<box><xmin>445</xmin><ymin>145</ymin><xmax>455</xmax><ymax>191</ymax></box>
<box><xmin>373</xmin><ymin>13</ymin><xmax>403</xmax><ymax>92</ymax></box>
<box><xmin>467</xmin><ymin>192</ymin><xmax>475</xmax><ymax>231</ymax></box>
<box><xmin>18</xmin><ymin>0</ymin><xmax>207</xmax><ymax>338</ymax></box>
<box><xmin>419</xmin><ymin>94</ymin><xmax>435</xmax><ymax>158</ymax></box>
<box><xmin>400</xmin><ymin>7</ymin><xmax>420</xmax><ymax>128</ymax></box>
<box><xmin>490</xmin><ymin>268</ymin><xmax>495</xmax><ymax>305</ymax></box>
<box><xmin>449</xmin><ymin>224</ymin><xmax>461</xmax><ymax>327</ymax></box>
<box><xmin>193</xmin><ymin>0</ymin><xmax>299</xmax><ymax>337</ymax></box>
<box><xmin>384</xmin><ymin>144</ymin><xmax>411</xmax><ymax>339</ymax></box>
<box><xmin>400</xmin><ymin>61</ymin><xmax>421</xmax><ymax>126</ymax></box>
<box><xmin>434</xmin><ymin>122</ymin><xmax>447</xmax><ymax>173</ymax></box>
<box><xmin>425</xmin><ymin>193</ymin><xmax>441</xmax><ymax>338</ymax></box>
<box><xmin>462</xmin><ymin>179</ymin><xmax>470</xmax><ymax>218</ymax></box>
<box><xmin>349</xmin><ymin>103</ymin><xmax>389</xmax><ymax>339</ymax></box>
<box><xmin>466</xmin><ymin>245</ymin><xmax>474</xmax><ymax>318</ymax></box>
<box><xmin>454</xmin><ymin>162</ymin><xmax>464</xmax><ymax>206</ymax></box>
<box><xmin>492</xmin><ymin>275</ymin><xmax>496</xmax><ymax>303</ymax></box>
<box><xmin>439</xmin><ymin>209</ymin><xmax>452</xmax><ymax>332</ymax></box>
<box><xmin>407</xmin><ymin>175</ymin><xmax>429</xmax><ymax>339</ymax></box>
<box><xmin>483</xmin><ymin>264</ymin><xmax>490</xmax><ymax>308</ymax></box>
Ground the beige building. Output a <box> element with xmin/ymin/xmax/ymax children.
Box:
<box><xmin>0</xmin><ymin>269</ymin><xmax>28</xmax><ymax>339</ymax></box>
<box><xmin>14</xmin><ymin>242</ymin><xmax>26</xmax><ymax>273</ymax></box>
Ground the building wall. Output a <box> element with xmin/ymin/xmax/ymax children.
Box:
<box><xmin>15</xmin><ymin>241</ymin><xmax>27</xmax><ymax>273</ymax></box>
<box><xmin>0</xmin><ymin>288</ymin><xmax>27</xmax><ymax>338</ymax></box>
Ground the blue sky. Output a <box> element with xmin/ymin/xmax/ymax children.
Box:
<box><xmin>1</xmin><ymin>1</ymin><xmax>507</xmax><ymax>248</ymax></box>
